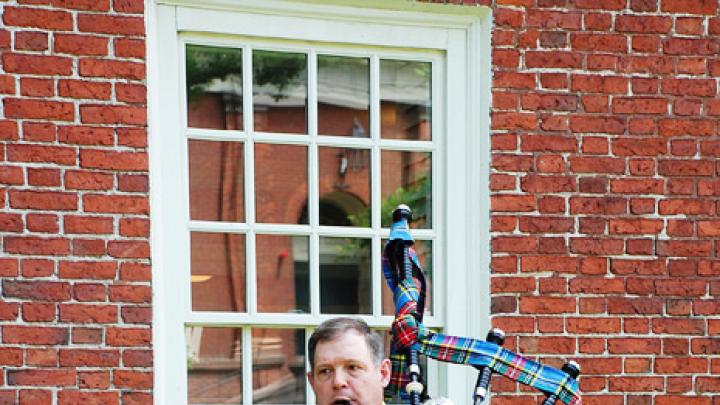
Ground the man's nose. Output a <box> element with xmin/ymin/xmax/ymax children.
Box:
<box><xmin>332</xmin><ymin>369</ymin><xmax>348</xmax><ymax>388</ymax></box>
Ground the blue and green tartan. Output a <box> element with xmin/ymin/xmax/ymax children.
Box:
<box><xmin>384</xmin><ymin>218</ymin><xmax>582</xmax><ymax>405</ymax></box>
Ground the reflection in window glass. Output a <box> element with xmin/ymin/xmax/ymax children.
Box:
<box><xmin>318</xmin><ymin>146</ymin><xmax>370</xmax><ymax>227</ymax></box>
<box><xmin>382</xmin><ymin>239</ymin><xmax>433</xmax><ymax>317</ymax></box>
<box><xmin>191</xmin><ymin>232</ymin><xmax>246</xmax><ymax>312</ymax></box>
<box><xmin>188</xmin><ymin>140</ymin><xmax>244</xmax><ymax>222</ymax></box>
<box><xmin>318</xmin><ymin>55</ymin><xmax>370</xmax><ymax>137</ymax></box>
<box><xmin>254</xmin><ymin>144</ymin><xmax>308</xmax><ymax>224</ymax></box>
<box><xmin>186</xmin><ymin>326</ymin><xmax>242</xmax><ymax>404</ymax></box>
<box><xmin>253</xmin><ymin>50</ymin><xmax>307</xmax><ymax>134</ymax></box>
<box><xmin>252</xmin><ymin>328</ymin><xmax>306</xmax><ymax>404</ymax></box>
<box><xmin>381</xmin><ymin>150</ymin><xmax>431</xmax><ymax>228</ymax></box>
<box><xmin>380</xmin><ymin>60</ymin><xmax>431</xmax><ymax>141</ymax></box>
<box><xmin>320</xmin><ymin>237</ymin><xmax>371</xmax><ymax>314</ymax></box>
<box><xmin>186</xmin><ymin>45</ymin><xmax>243</xmax><ymax>130</ymax></box>
<box><xmin>256</xmin><ymin>235</ymin><xmax>309</xmax><ymax>313</ymax></box>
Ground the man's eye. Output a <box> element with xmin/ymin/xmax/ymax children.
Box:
<box><xmin>318</xmin><ymin>368</ymin><xmax>331</xmax><ymax>375</ymax></box>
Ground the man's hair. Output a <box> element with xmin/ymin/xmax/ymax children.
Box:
<box><xmin>308</xmin><ymin>317</ymin><xmax>384</xmax><ymax>370</ymax></box>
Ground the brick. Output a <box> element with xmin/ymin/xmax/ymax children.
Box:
<box><xmin>619</xmin><ymin>56</ymin><xmax>673</xmax><ymax>75</ymax></box>
<box><xmin>59</xmin><ymin>125</ymin><xmax>114</xmax><ymax>146</ymax></box>
<box><xmin>608</xmin><ymin>298</ymin><xmax>663</xmax><ymax>315</ymax></box>
<box><xmin>9</xmin><ymin>190</ymin><xmax>77</xmax><ymax>211</ymax></box>
<box><xmin>116</xmin><ymin>83</ymin><xmax>146</xmax><ymax>103</ymax></box>
<box><xmin>608</xmin><ymin>338</ymin><xmax>661</xmax><ymax>354</ymax></box>
<box><xmin>492</xmin><ymin>112</ymin><xmax>536</xmax><ymax>130</ymax></box>
<box><xmin>0</xmin><ymin>301</ymin><xmax>19</xmax><ymax>320</ymax></box>
<box><xmin>659</xmin><ymin>199</ymin><xmax>714</xmax><ymax>215</ymax></box>
<box><xmin>20</xmin><ymin>78</ymin><xmax>53</xmax><ymax>97</ymax></box>
<box><xmin>658</xmin><ymin>119</ymin><xmax>715</xmax><ymax>137</ymax></box>
<box><xmin>0</xmin><ymin>259</ymin><xmax>19</xmax><ymax>277</ymax></box>
<box><xmin>114</xmin><ymin>370</ymin><xmax>152</xmax><ymax>389</ymax></box>
<box><xmin>610</xmin><ymin>179</ymin><xmax>663</xmax><ymax>194</ymax></box>
<box><xmin>521</xmin><ymin>134</ymin><xmax>577</xmax><ymax>152</ymax></box>
<box><xmin>653</xmin><ymin>318</ymin><xmax>706</xmax><ymax>335</ymax></box>
<box><xmin>83</xmin><ymin>195</ymin><xmax>148</xmax><ymax>214</ymax></box>
<box><xmin>491</xmin><ymin>195</ymin><xmax>535</xmax><ymax>212</ymax></box>
<box><xmin>527</xmin><ymin>10</ymin><xmax>582</xmax><ymax>29</ymax></box>
<box><xmin>122</xmin><ymin>392</ymin><xmax>152</xmax><ymax>405</ymax></box>
<box><xmin>492</xmin><ymin>236</ymin><xmax>537</xmax><ymax>253</ymax></box>
<box><xmin>519</xmin><ymin>217</ymin><xmax>573</xmax><ymax>234</ymax></box>
<box><xmin>616</xmin><ymin>15</ymin><xmax>671</xmax><ymax>33</ymax></box>
<box><xmin>570</xmin><ymin>116</ymin><xmax>625</xmax><ymax>134</ymax></box>
<box><xmin>609</xmin><ymin>219</ymin><xmax>663</xmax><ymax>235</ymax></box>
<box><xmin>28</xmin><ymin>168</ymin><xmax>61</xmax><ymax>187</ymax></box>
<box><xmin>4</xmin><ymin>237</ymin><xmax>70</xmax><ymax>255</ymax></box>
<box><xmin>78</xmin><ymin>14</ymin><xmax>144</xmax><ymax>35</ymax></box>
<box><xmin>120</xmin><ymin>263</ymin><xmax>151</xmax><ymax>281</ymax></box>
<box><xmin>656</xmin><ymin>279</ymin><xmax>707</xmax><ymax>296</ymax></box>
<box><xmin>21</xmin><ymin>259</ymin><xmax>54</xmax><ymax>278</ymax></box>
<box><xmin>661</xmin><ymin>0</ymin><xmax>717</xmax><ymax>14</ymax></box>
<box><xmin>3</xmin><ymin>7</ymin><xmax>72</xmax><ymax>30</ymax></box>
<box><xmin>121</xmin><ymin>306</ymin><xmax>151</xmax><ymax>323</ymax></box>
<box><xmin>113</xmin><ymin>0</ymin><xmax>144</xmax><ymax>13</ymax></box>
<box><xmin>0</xmin><ymin>213</ymin><xmax>23</xmax><ymax>232</ymax></box>
<box><xmin>608</xmin><ymin>377</ymin><xmax>663</xmax><ymax>392</ymax></box>
<box><xmin>699</xmin><ymin>221</ymin><xmax>720</xmax><ymax>237</ymax></box>
<box><xmin>519</xmin><ymin>296</ymin><xmax>575</xmax><ymax>314</ymax></box>
<box><xmin>3</xmin><ymin>326</ymin><xmax>68</xmax><ymax>345</ymax></box>
<box><xmin>58</xmin><ymin>391</ymin><xmax>119</xmax><ymax>405</ymax></box>
<box><xmin>571</xmin><ymin>33</ymin><xmax>627</xmax><ymax>53</ymax></box>
<box><xmin>51</xmin><ymin>0</ymin><xmax>110</xmax><ymax>11</ymax></box>
<box><xmin>80</xmin><ymin>149</ymin><xmax>148</xmax><ymax>171</ymax></box>
<box><xmin>106</xmin><ymin>327</ymin><xmax>151</xmax><ymax>347</ymax></box>
<box><xmin>22</xmin><ymin>303</ymin><xmax>55</xmax><ymax>322</ymax></box>
<box><xmin>526</xmin><ymin>51</ymin><xmax>582</xmax><ymax>68</ymax></box>
<box><xmin>59</xmin><ymin>348</ymin><xmax>119</xmax><ymax>367</ymax></box>
<box><xmin>520</xmin><ymin>175</ymin><xmax>575</xmax><ymax>192</ymax></box>
<box><xmin>117</xmin><ymin>127</ymin><xmax>147</xmax><ymax>147</ymax></box>
<box><xmin>632</xmin><ymin>36</ymin><xmax>661</xmax><ymax>53</ymax></box>
<box><xmin>664</xmin><ymin>38</ymin><xmax>720</xmax><ymax>56</ymax></box>
<box><xmin>60</xmin><ymin>303</ymin><xmax>117</xmax><ymax>323</ymax></box>
<box><xmin>64</xmin><ymin>171</ymin><xmax>114</xmax><ymax>190</ymax></box>
<box><xmin>15</xmin><ymin>31</ymin><xmax>48</xmax><ymax>51</ymax></box>
<box><xmin>521</xmin><ymin>93</ymin><xmax>577</xmax><ymax>111</ymax></box>
<box><xmin>3</xmin><ymin>280</ymin><xmax>71</xmax><ymax>301</ymax></box>
<box><xmin>78</xmin><ymin>371</ymin><xmax>110</xmax><ymax>389</ymax></box>
<box><xmin>662</xmin><ymin>78</ymin><xmax>716</xmax><ymax>97</ymax></box>
<box><xmin>8</xmin><ymin>369</ymin><xmax>75</xmax><ymax>387</ymax></box>
<box><xmin>64</xmin><ymin>216</ymin><xmax>113</xmax><ymax>234</ymax></box>
<box><xmin>4</xmin><ymin>98</ymin><xmax>74</xmax><ymax>121</ymax></box>
<box><xmin>692</xmin><ymin>339</ymin><xmax>720</xmax><ymax>355</ymax></box>
<box><xmin>119</xmin><ymin>218</ymin><xmax>149</xmax><ymax>236</ymax></box>
<box><xmin>79</xmin><ymin>59</ymin><xmax>145</xmax><ymax>80</ymax></box>
<box><xmin>58</xmin><ymin>80</ymin><xmax>112</xmax><ymax>100</ymax></box>
<box><xmin>22</xmin><ymin>122</ymin><xmax>56</xmax><ymax>142</ymax></box>
<box><xmin>72</xmin><ymin>283</ymin><xmax>106</xmax><ymax>302</ymax></box>
<box><xmin>72</xmin><ymin>239</ymin><xmax>106</xmax><ymax>257</ymax></box>
<box><xmin>80</xmin><ymin>104</ymin><xmax>147</xmax><ymax>125</ymax></box>
<box><xmin>659</xmin><ymin>160</ymin><xmax>714</xmax><ymax>176</ymax></box>
<box><xmin>567</xmin><ymin>317</ymin><xmax>621</xmax><ymax>334</ymax></box>
<box><xmin>611</xmin><ymin>259</ymin><xmax>664</xmax><ymax>276</ymax></box>
<box><xmin>122</xmin><ymin>349</ymin><xmax>152</xmax><ymax>367</ymax></box>
<box><xmin>494</xmin><ymin>72</ymin><xmax>536</xmax><ymax>89</ymax></box>
<box><xmin>3</xmin><ymin>53</ymin><xmax>72</xmax><ymax>76</ymax></box>
<box><xmin>519</xmin><ymin>336</ymin><xmax>575</xmax><ymax>354</ymax></box>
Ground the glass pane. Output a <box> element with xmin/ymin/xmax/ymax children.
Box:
<box><xmin>188</xmin><ymin>140</ymin><xmax>244</xmax><ymax>222</ymax></box>
<box><xmin>318</xmin><ymin>146</ymin><xmax>371</xmax><ymax>227</ymax></box>
<box><xmin>255</xmin><ymin>144</ymin><xmax>308</xmax><ymax>224</ymax></box>
<box><xmin>382</xmin><ymin>240</ymin><xmax>433</xmax><ymax>317</ymax></box>
<box><xmin>380</xmin><ymin>60</ymin><xmax>431</xmax><ymax>141</ymax></box>
<box><xmin>191</xmin><ymin>232</ymin><xmax>246</xmax><ymax>312</ymax></box>
<box><xmin>380</xmin><ymin>150</ymin><xmax>431</xmax><ymax>228</ymax></box>
<box><xmin>319</xmin><ymin>237</ymin><xmax>371</xmax><ymax>314</ymax></box>
<box><xmin>318</xmin><ymin>55</ymin><xmax>370</xmax><ymax>137</ymax></box>
<box><xmin>256</xmin><ymin>235</ymin><xmax>309</xmax><ymax>313</ymax></box>
<box><xmin>252</xmin><ymin>328</ymin><xmax>306</xmax><ymax>404</ymax></box>
<box><xmin>186</xmin><ymin>326</ymin><xmax>242</xmax><ymax>404</ymax></box>
<box><xmin>186</xmin><ymin>45</ymin><xmax>243</xmax><ymax>130</ymax></box>
<box><xmin>253</xmin><ymin>50</ymin><xmax>307</xmax><ymax>134</ymax></box>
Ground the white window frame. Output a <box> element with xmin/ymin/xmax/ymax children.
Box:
<box><xmin>148</xmin><ymin>1</ymin><xmax>492</xmax><ymax>404</ymax></box>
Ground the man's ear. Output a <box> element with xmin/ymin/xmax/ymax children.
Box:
<box><xmin>307</xmin><ymin>370</ymin><xmax>314</xmax><ymax>387</ymax></box>
<box><xmin>379</xmin><ymin>358</ymin><xmax>392</xmax><ymax>387</ymax></box>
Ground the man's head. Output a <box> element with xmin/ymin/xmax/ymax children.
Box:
<box><xmin>307</xmin><ymin>317</ymin><xmax>391</xmax><ymax>405</ymax></box>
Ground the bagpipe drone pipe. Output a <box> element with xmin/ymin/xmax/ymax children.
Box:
<box><xmin>383</xmin><ymin>205</ymin><xmax>582</xmax><ymax>405</ymax></box>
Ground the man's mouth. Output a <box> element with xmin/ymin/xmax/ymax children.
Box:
<box><xmin>333</xmin><ymin>399</ymin><xmax>353</xmax><ymax>405</ymax></box>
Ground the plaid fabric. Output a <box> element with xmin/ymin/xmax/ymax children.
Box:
<box><xmin>383</xmin><ymin>218</ymin><xmax>582</xmax><ymax>405</ymax></box>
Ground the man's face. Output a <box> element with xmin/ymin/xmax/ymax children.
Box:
<box><xmin>308</xmin><ymin>330</ymin><xmax>391</xmax><ymax>405</ymax></box>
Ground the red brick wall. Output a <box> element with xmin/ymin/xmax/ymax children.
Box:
<box><xmin>0</xmin><ymin>0</ymin><xmax>151</xmax><ymax>404</ymax></box>
<box><xmin>1</xmin><ymin>0</ymin><xmax>719</xmax><ymax>404</ymax></box>
<box><xmin>486</xmin><ymin>0</ymin><xmax>720</xmax><ymax>403</ymax></box>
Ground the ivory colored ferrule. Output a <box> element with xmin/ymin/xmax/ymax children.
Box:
<box><xmin>405</xmin><ymin>381</ymin><xmax>424</xmax><ymax>395</ymax></box>
<box><xmin>474</xmin><ymin>386</ymin><xmax>487</xmax><ymax>398</ymax></box>
<box><xmin>408</xmin><ymin>363</ymin><xmax>421</xmax><ymax>375</ymax></box>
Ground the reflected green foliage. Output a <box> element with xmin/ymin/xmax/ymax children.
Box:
<box><xmin>186</xmin><ymin>45</ymin><xmax>243</xmax><ymax>102</ymax></box>
<box><xmin>253</xmin><ymin>51</ymin><xmax>306</xmax><ymax>102</ymax></box>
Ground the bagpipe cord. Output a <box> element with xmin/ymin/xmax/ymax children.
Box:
<box><xmin>383</xmin><ymin>220</ymin><xmax>582</xmax><ymax>405</ymax></box>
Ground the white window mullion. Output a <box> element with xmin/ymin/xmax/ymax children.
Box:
<box><xmin>242</xmin><ymin>326</ymin><xmax>252</xmax><ymax>405</ymax></box>
<box><xmin>370</xmin><ymin>55</ymin><xmax>382</xmax><ymax>318</ymax></box>
<box><xmin>308</xmin><ymin>50</ymin><xmax>321</xmax><ymax>317</ymax></box>
<box><xmin>244</xmin><ymin>44</ymin><xmax>258</xmax><ymax>316</ymax></box>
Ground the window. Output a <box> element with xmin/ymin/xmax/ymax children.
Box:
<box><xmin>150</xmin><ymin>2</ymin><xmax>491</xmax><ymax>404</ymax></box>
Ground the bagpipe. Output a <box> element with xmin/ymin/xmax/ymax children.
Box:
<box><xmin>383</xmin><ymin>205</ymin><xmax>582</xmax><ymax>405</ymax></box>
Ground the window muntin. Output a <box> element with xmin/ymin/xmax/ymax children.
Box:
<box><xmin>182</xmin><ymin>40</ymin><xmax>440</xmax><ymax>404</ymax></box>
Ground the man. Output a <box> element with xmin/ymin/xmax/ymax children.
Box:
<box><xmin>307</xmin><ymin>317</ymin><xmax>392</xmax><ymax>405</ymax></box>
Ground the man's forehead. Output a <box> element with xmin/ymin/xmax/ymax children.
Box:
<box><xmin>314</xmin><ymin>330</ymin><xmax>373</xmax><ymax>362</ymax></box>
